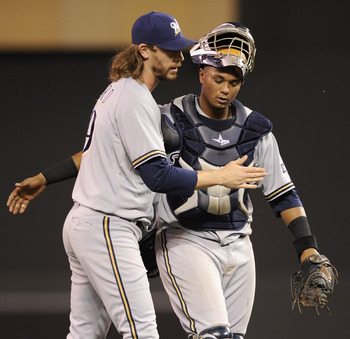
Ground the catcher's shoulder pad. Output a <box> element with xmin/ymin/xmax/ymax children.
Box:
<box><xmin>291</xmin><ymin>254</ymin><xmax>338</xmax><ymax>314</ymax></box>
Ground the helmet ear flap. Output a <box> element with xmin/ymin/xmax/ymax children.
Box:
<box><xmin>190</xmin><ymin>22</ymin><xmax>256</xmax><ymax>78</ymax></box>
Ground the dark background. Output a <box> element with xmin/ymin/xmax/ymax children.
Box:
<box><xmin>1</xmin><ymin>1</ymin><xmax>348</xmax><ymax>338</ymax></box>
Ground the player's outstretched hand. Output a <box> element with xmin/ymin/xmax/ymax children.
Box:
<box><xmin>7</xmin><ymin>174</ymin><xmax>47</xmax><ymax>215</ymax></box>
<box><xmin>221</xmin><ymin>155</ymin><xmax>267</xmax><ymax>189</ymax></box>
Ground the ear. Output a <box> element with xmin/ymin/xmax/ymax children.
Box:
<box><xmin>139</xmin><ymin>43</ymin><xmax>151</xmax><ymax>59</ymax></box>
<box><xmin>199</xmin><ymin>67</ymin><xmax>205</xmax><ymax>84</ymax></box>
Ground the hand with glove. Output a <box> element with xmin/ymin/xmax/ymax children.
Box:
<box><xmin>291</xmin><ymin>253</ymin><xmax>338</xmax><ymax>314</ymax></box>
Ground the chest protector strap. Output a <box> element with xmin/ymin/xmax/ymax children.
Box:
<box><xmin>165</xmin><ymin>94</ymin><xmax>272</xmax><ymax>231</ymax></box>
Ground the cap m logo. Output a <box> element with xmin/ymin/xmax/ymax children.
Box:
<box><xmin>170</xmin><ymin>19</ymin><xmax>181</xmax><ymax>36</ymax></box>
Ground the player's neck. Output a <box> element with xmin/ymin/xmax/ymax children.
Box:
<box><xmin>140</xmin><ymin>70</ymin><xmax>160</xmax><ymax>92</ymax></box>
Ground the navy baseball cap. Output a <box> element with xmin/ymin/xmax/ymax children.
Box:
<box><xmin>132</xmin><ymin>11</ymin><xmax>197</xmax><ymax>51</ymax></box>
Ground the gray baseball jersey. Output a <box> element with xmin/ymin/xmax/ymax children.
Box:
<box><xmin>72</xmin><ymin>78</ymin><xmax>167</xmax><ymax>226</ymax></box>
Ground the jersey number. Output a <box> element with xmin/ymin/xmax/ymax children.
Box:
<box><xmin>83</xmin><ymin>110</ymin><xmax>97</xmax><ymax>154</ymax></box>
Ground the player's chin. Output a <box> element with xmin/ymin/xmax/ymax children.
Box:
<box><xmin>160</xmin><ymin>71</ymin><xmax>178</xmax><ymax>82</ymax></box>
<box><xmin>216</xmin><ymin>97</ymin><xmax>230</xmax><ymax>106</ymax></box>
<box><xmin>169</xmin><ymin>65</ymin><xmax>181</xmax><ymax>77</ymax></box>
<box><xmin>213</xmin><ymin>102</ymin><xmax>229</xmax><ymax>110</ymax></box>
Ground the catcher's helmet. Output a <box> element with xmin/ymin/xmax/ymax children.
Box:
<box><xmin>190</xmin><ymin>22</ymin><xmax>256</xmax><ymax>78</ymax></box>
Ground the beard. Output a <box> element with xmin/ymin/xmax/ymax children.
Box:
<box><xmin>152</xmin><ymin>58</ymin><xmax>181</xmax><ymax>82</ymax></box>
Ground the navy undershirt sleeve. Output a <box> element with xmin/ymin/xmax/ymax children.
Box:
<box><xmin>138</xmin><ymin>157</ymin><xmax>197</xmax><ymax>197</ymax></box>
<box><xmin>269</xmin><ymin>189</ymin><xmax>303</xmax><ymax>217</ymax></box>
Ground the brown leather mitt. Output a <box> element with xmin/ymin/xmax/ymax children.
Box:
<box><xmin>291</xmin><ymin>254</ymin><xmax>338</xmax><ymax>314</ymax></box>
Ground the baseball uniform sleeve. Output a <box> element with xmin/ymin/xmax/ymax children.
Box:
<box><xmin>116</xmin><ymin>80</ymin><xmax>167</xmax><ymax>168</ymax></box>
<box><xmin>138</xmin><ymin>157</ymin><xmax>197</xmax><ymax>196</ymax></box>
<box><xmin>269</xmin><ymin>189</ymin><xmax>303</xmax><ymax>216</ymax></box>
<box><xmin>254</xmin><ymin>132</ymin><xmax>296</xmax><ymax>201</ymax></box>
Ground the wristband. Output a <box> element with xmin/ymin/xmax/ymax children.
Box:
<box><xmin>41</xmin><ymin>157</ymin><xmax>78</xmax><ymax>185</ymax></box>
<box><xmin>293</xmin><ymin>236</ymin><xmax>318</xmax><ymax>258</ymax></box>
<box><xmin>288</xmin><ymin>216</ymin><xmax>318</xmax><ymax>257</ymax></box>
<box><xmin>288</xmin><ymin>216</ymin><xmax>311</xmax><ymax>239</ymax></box>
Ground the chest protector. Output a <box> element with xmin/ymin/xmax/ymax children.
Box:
<box><xmin>163</xmin><ymin>94</ymin><xmax>272</xmax><ymax>231</ymax></box>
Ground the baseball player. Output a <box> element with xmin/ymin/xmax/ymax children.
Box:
<box><xmin>6</xmin><ymin>14</ymin><xmax>268</xmax><ymax>339</ymax></box>
<box><xmin>153</xmin><ymin>22</ymin><xmax>336</xmax><ymax>339</ymax></box>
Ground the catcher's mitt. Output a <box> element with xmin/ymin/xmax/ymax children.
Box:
<box><xmin>139</xmin><ymin>228</ymin><xmax>159</xmax><ymax>278</ymax></box>
<box><xmin>291</xmin><ymin>254</ymin><xmax>338</xmax><ymax>314</ymax></box>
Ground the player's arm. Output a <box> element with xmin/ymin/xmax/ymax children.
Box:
<box><xmin>196</xmin><ymin>155</ymin><xmax>266</xmax><ymax>190</ymax></box>
<box><xmin>7</xmin><ymin>151</ymin><xmax>82</xmax><ymax>215</ymax></box>
<box><xmin>267</xmin><ymin>189</ymin><xmax>319</xmax><ymax>262</ymax></box>
<box><xmin>277</xmin><ymin>202</ymin><xmax>333</xmax><ymax>280</ymax></box>
<box><xmin>275</xmin><ymin>201</ymin><xmax>333</xmax><ymax>287</ymax></box>
<box><xmin>259</xmin><ymin>135</ymin><xmax>337</xmax><ymax>311</ymax></box>
<box><xmin>256</xmin><ymin>133</ymin><xmax>319</xmax><ymax>261</ymax></box>
<box><xmin>281</xmin><ymin>206</ymin><xmax>337</xmax><ymax>312</ymax></box>
<box><xmin>137</xmin><ymin>155</ymin><xmax>267</xmax><ymax>197</ymax></box>
<box><xmin>280</xmin><ymin>206</ymin><xmax>320</xmax><ymax>262</ymax></box>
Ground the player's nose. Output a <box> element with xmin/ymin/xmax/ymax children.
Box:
<box><xmin>220</xmin><ymin>83</ymin><xmax>230</xmax><ymax>94</ymax></box>
<box><xmin>174</xmin><ymin>50</ymin><xmax>184</xmax><ymax>62</ymax></box>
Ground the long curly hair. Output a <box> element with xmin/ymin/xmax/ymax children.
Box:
<box><xmin>109</xmin><ymin>44</ymin><xmax>155</xmax><ymax>82</ymax></box>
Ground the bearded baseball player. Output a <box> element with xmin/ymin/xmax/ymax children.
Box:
<box><xmin>7</xmin><ymin>22</ymin><xmax>337</xmax><ymax>339</ymax></box>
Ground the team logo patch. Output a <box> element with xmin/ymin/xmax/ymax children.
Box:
<box><xmin>170</xmin><ymin>19</ymin><xmax>181</xmax><ymax>36</ymax></box>
<box><xmin>212</xmin><ymin>134</ymin><xmax>230</xmax><ymax>146</ymax></box>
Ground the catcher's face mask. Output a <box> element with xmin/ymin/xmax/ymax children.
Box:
<box><xmin>190</xmin><ymin>22</ymin><xmax>256</xmax><ymax>78</ymax></box>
